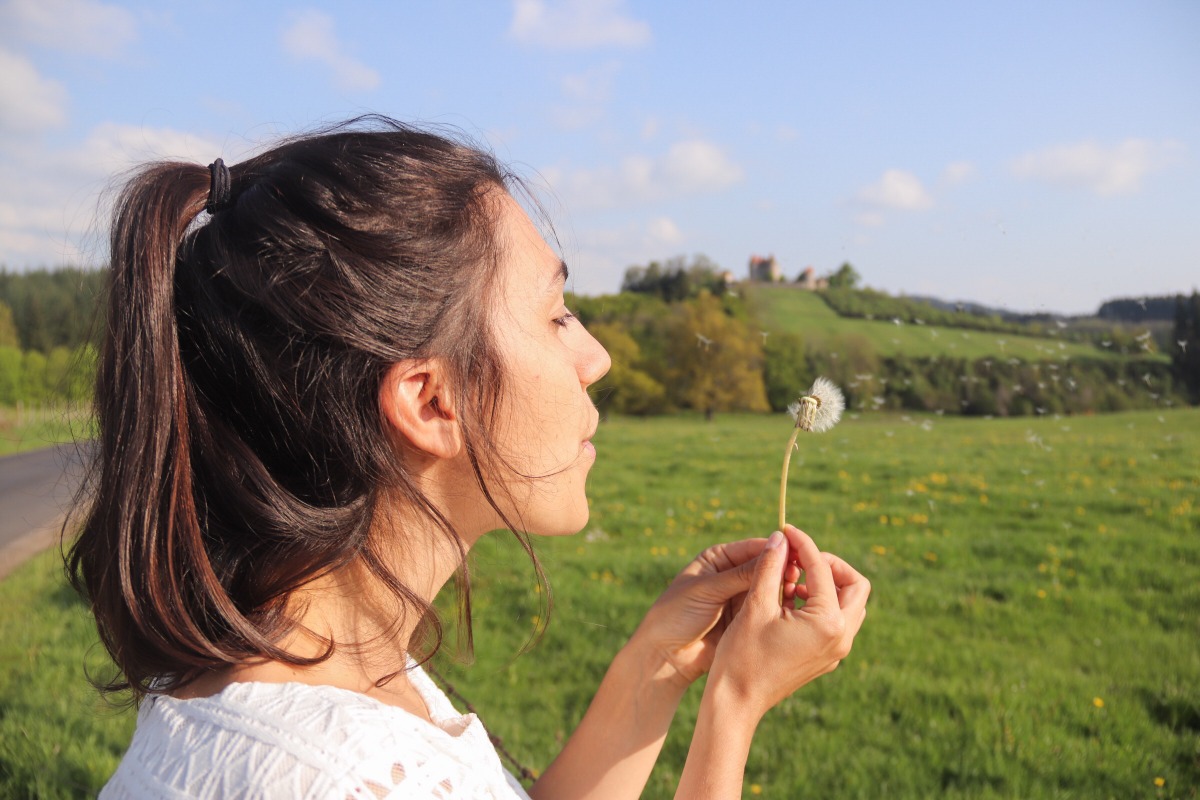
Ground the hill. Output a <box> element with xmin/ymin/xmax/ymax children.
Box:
<box><xmin>746</xmin><ymin>285</ymin><xmax>1165</xmax><ymax>363</ymax></box>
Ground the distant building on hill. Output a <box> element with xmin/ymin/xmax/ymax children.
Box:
<box><xmin>748</xmin><ymin>254</ymin><xmax>781</xmax><ymax>282</ymax></box>
<box><xmin>795</xmin><ymin>266</ymin><xmax>828</xmax><ymax>290</ymax></box>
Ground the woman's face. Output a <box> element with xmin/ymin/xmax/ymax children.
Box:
<box><xmin>487</xmin><ymin>192</ymin><xmax>611</xmax><ymax>536</ymax></box>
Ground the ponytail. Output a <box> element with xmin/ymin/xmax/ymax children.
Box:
<box><xmin>69</xmin><ymin>163</ymin><xmax>302</xmax><ymax>698</ymax></box>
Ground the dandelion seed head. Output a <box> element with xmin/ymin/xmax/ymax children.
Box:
<box><xmin>789</xmin><ymin>376</ymin><xmax>845</xmax><ymax>432</ymax></box>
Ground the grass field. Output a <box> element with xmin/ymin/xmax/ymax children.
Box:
<box><xmin>0</xmin><ymin>406</ymin><xmax>89</xmax><ymax>458</ymax></box>
<box><xmin>748</xmin><ymin>286</ymin><xmax>1152</xmax><ymax>363</ymax></box>
<box><xmin>2</xmin><ymin>409</ymin><xmax>1197</xmax><ymax>798</ymax></box>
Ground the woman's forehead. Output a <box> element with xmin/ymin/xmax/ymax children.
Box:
<box><xmin>495</xmin><ymin>193</ymin><xmax>564</xmax><ymax>294</ymax></box>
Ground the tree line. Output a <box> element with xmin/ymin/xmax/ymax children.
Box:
<box><xmin>575</xmin><ymin>258</ymin><xmax>1199</xmax><ymax>419</ymax></box>
<box><xmin>0</xmin><ymin>268</ymin><xmax>104</xmax><ymax>406</ymax></box>
<box><xmin>1174</xmin><ymin>292</ymin><xmax>1200</xmax><ymax>404</ymax></box>
<box><xmin>1</xmin><ymin>262</ymin><xmax>1196</xmax><ymax>416</ymax></box>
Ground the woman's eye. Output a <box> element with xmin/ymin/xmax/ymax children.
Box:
<box><xmin>552</xmin><ymin>312</ymin><xmax>576</xmax><ymax>328</ymax></box>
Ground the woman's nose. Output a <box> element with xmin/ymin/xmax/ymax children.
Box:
<box><xmin>578</xmin><ymin>329</ymin><xmax>611</xmax><ymax>388</ymax></box>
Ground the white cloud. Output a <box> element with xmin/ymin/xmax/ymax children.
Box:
<box><xmin>1010</xmin><ymin>138</ymin><xmax>1184</xmax><ymax>196</ymax></box>
<box><xmin>0</xmin><ymin>47</ymin><xmax>68</xmax><ymax>135</ymax></box>
<box><xmin>509</xmin><ymin>0</ymin><xmax>651</xmax><ymax>50</ymax></box>
<box><xmin>55</xmin><ymin>122</ymin><xmax>226</xmax><ymax>177</ymax></box>
<box><xmin>541</xmin><ymin>139</ymin><xmax>743</xmax><ymax>210</ymax></box>
<box><xmin>551</xmin><ymin>61</ymin><xmax>620</xmax><ymax>130</ymax></box>
<box><xmin>281</xmin><ymin>10</ymin><xmax>380</xmax><ymax>92</ymax></box>
<box><xmin>940</xmin><ymin>161</ymin><xmax>975</xmax><ymax>186</ymax></box>
<box><xmin>645</xmin><ymin>216</ymin><xmax>683</xmax><ymax>245</ymax></box>
<box><xmin>564</xmin><ymin>216</ymin><xmax>686</xmax><ymax>295</ymax></box>
<box><xmin>0</xmin><ymin>123</ymin><xmax>230</xmax><ymax>267</ymax></box>
<box><xmin>660</xmin><ymin>140</ymin><xmax>743</xmax><ymax>191</ymax></box>
<box><xmin>551</xmin><ymin>105</ymin><xmax>605</xmax><ymax>131</ymax></box>
<box><xmin>560</xmin><ymin>61</ymin><xmax>620</xmax><ymax>101</ymax></box>
<box><xmin>775</xmin><ymin>124</ymin><xmax>800</xmax><ymax>142</ymax></box>
<box><xmin>853</xmin><ymin>210</ymin><xmax>885</xmax><ymax>228</ymax></box>
<box><xmin>857</xmin><ymin>169</ymin><xmax>934</xmax><ymax>211</ymax></box>
<box><xmin>640</xmin><ymin>116</ymin><xmax>659</xmax><ymax>141</ymax></box>
<box><xmin>0</xmin><ymin>0</ymin><xmax>137</xmax><ymax>58</ymax></box>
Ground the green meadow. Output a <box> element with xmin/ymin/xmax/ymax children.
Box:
<box><xmin>2</xmin><ymin>409</ymin><xmax>1197</xmax><ymax>798</ymax></box>
<box><xmin>748</xmin><ymin>286</ymin><xmax>1142</xmax><ymax>363</ymax></box>
<box><xmin>0</xmin><ymin>405</ymin><xmax>88</xmax><ymax>458</ymax></box>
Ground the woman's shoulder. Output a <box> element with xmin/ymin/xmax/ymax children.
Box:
<box><xmin>100</xmin><ymin>673</ymin><xmax>530</xmax><ymax>799</ymax></box>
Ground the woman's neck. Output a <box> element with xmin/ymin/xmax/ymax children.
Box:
<box><xmin>173</xmin><ymin>511</ymin><xmax>479</xmax><ymax>719</ymax></box>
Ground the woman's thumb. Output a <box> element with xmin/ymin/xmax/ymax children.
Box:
<box><xmin>747</xmin><ymin>531</ymin><xmax>787</xmax><ymax>608</ymax></box>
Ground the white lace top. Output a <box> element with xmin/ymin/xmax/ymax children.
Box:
<box><xmin>99</xmin><ymin>662</ymin><xmax>533</xmax><ymax>799</ymax></box>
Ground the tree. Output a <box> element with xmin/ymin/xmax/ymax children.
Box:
<box><xmin>1173</xmin><ymin>291</ymin><xmax>1200</xmax><ymax>403</ymax></box>
<box><xmin>586</xmin><ymin>322</ymin><xmax>668</xmax><ymax>415</ymax></box>
<box><xmin>762</xmin><ymin>331</ymin><xmax>807</xmax><ymax>412</ymax></box>
<box><xmin>826</xmin><ymin>262</ymin><xmax>861</xmax><ymax>290</ymax></box>
<box><xmin>20</xmin><ymin>349</ymin><xmax>48</xmax><ymax>402</ymax></box>
<box><xmin>0</xmin><ymin>301</ymin><xmax>17</xmax><ymax>348</ymax></box>
<box><xmin>0</xmin><ymin>267</ymin><xmax>105</xmax><ymax>352</ymax></box>
<box><xmin>620</xmin><ymin>255</ymin><xmax>726</xmax><ymax>302</ymax></box>
<box><xmin>665</xmin><ymin>292</ymin><xmax>769</xmax><ymax>420</ymax></box>
<box><xmin>0</xmin><ymin>347</ymin><xmax>21</xmax><ymax>405</ymax></box>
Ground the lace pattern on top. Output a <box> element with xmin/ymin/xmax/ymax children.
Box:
<box><xmin>99</xmin><ymin>662</ymin><xmax>533</xmax><ymax>800</ymax></box>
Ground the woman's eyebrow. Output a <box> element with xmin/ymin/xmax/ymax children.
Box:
<box><xmin>551</xmin><ymin>259</ymin><xmax>569</xmax><ymax>288</ymax></box>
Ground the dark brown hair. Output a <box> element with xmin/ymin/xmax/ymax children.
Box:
<box><xmin>66</xmin><ymin>116</ymin><xmax>544</xmax><ymax>700</ymax></box>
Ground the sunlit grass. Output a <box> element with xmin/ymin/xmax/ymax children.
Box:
<box><xmin>0</xmin><ymin>404</ymin><xmax>92</xmax><ymax>457</ymax></box>
<box><xmin>1</xmin><ymin>409</ymin><xmax>1196</xmax><ymax>797</ymax></box>
<box><xmin>447</xmin><ymin>408</ymin><xmax>1199</xmax><ymax>798</ymax></box>
<box><xmin>748</xmin><ymin>286</ymin><xmax>1145</xmax><ymax>362</ymax></box>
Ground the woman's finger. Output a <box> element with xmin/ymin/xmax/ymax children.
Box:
<box><xmin>681</xmin><ymin>538</ymin><xmax>768</xmax><ymax>577</ymax></box>
<box><xmin>782</xmin><ymin>525</ymin><xmax>837</xmax><ymax>608</ymax></box>
<box><xmin>745</xmin><ymin>531</ymin><xmax>790</xmax><ymax>610</ymax></box>
<box><xmin>822</xmin><ymin>552</ymin><xmax>871</xmax><ymax>613</ymax></box>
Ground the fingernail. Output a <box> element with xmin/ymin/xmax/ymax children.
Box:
<box><xmin>766</xmin><ymin>531</ymin><xmax>784</xmax><ymax>551</ymax></box>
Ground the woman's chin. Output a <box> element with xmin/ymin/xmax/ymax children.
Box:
<box><xmin>531</xmin><ymin>506</ymin><xmax>591</xmax><ymax>538</ymax></box>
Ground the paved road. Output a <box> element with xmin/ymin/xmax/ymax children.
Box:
<box><xmin>0</xmin><ymin>443</ymin><xmax>89</xmax><ymax>578</ymax></box>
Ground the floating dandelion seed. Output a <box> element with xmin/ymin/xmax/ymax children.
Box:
<box><xmin>779</xmin><ymin>377</ymin><xmax>845</xmax><ymax>530</ymax></box>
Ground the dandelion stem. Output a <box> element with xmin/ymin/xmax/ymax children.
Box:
<box><xmin>778</xmin><ymin>427</ymin><xmax>801</xmax><ymax>531</ymax></box>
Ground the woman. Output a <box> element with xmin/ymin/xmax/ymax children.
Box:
<box><xmin>68</xmin><ymin>116</ymin><xmax>870</xmax><ymax>799</ymax></box>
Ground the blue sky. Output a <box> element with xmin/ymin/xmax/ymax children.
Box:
<box><xmin>1</xmin><ymin>0</ymin><xmax>1196</xmax><ymax>314</ymax></box>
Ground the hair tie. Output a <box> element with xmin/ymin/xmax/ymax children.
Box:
<box><xmin>206</xmin><ymin>158</ymin><xmax>232</xmax><ymax>214</ymax></box>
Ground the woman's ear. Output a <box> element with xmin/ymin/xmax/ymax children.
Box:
<box><xmin>379</xmin><ymin>359</ymin><xmax>462</xmax><ymax>459</ymax></box>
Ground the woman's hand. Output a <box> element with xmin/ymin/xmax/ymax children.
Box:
<box><xmin>627</xmin><ymin>537</ymin><xmax>772</xmax><ymax>689</ymax></box>
<box><xmin>532</xmin><ymin>535</ymin><xmax>792</xmax><ymax>800</ymax></box>
<box><xmin>672</xmin><ymin>525</ymin><xmax>869</xmax><ymax>798</ymax></box>
<box><xmin>708</xmin><ymin>524</ymin><xmax>870</xmax><ymax>720</ymax></box>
